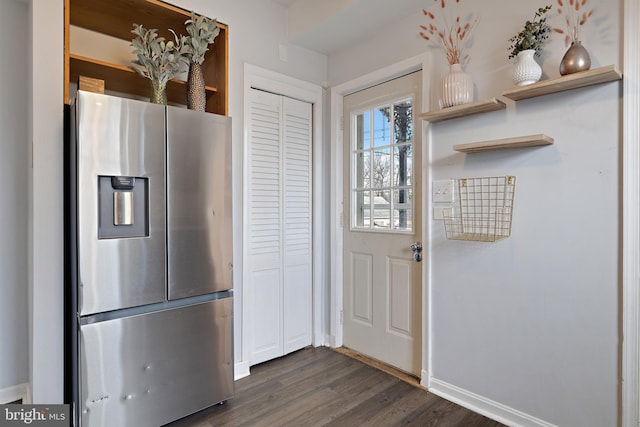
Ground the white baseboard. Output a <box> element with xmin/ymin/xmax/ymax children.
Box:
<box><xmin>0</xmin><ymin>383</ymin><xmax>30</xmax><ymax>404</ymax></box>
<box><xmin>234</xmin><ymin>361</ymin><xmax>250</xmax><ymax>381</ymax></box>
<box><xmin>420</xmin><ymin>369</ymin><xmax>430</xmax><ymax>388</ymax></box>
<box><xmin>429</xmin><ymin>377</ymin><xmax>556</xmax><ymax>427</ymax></box>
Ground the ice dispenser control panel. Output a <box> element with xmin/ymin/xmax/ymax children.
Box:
<box><xmin>98</xmin><ymin>175</ymin><xmax>149</xmax><ymax>239</ymax></box>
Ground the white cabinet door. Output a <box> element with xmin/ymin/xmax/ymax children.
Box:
<box><xmin>247</xmin><ymin>90</ymin><xmax>312</xmax><ymax>365</ymax></box>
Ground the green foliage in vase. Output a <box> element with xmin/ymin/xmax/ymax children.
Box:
<box><xmin>130</xmin><ymin>24</ymin><xmax>189</xmax><ymax>87</ymax></box>
<box><xmin>184</xmin><ymin>12</ymin><xmax>220</xmax><ymax>65</ymax></box>
<box><xmin>507</xmin><ymin>5</ymin><xmax>552</xmax><ymax>59</ymax></box>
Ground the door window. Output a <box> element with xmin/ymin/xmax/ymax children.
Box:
<box><xmin>351</xmin><ymin>98</ymin><xmax>413</xmax><ymax>232</ymax></box>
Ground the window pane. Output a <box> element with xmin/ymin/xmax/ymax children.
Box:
<box><xmin>393</xmin><ymin>145</ymin><xmax>412</xmax><ymax>186</ymax></box>
<box><xmin>373</xmin><ymin>190</ymin><xmax>391</xmax><ymax>229</ymax></box>
<box><xmin>355</xmin><ymin>151</ymin><xmax>370</xmax><ymax>189</ymax></box>
<box><xmin>350</xmin><ymin>98</ymin><xmax>414</xmax><ymax>232</ymax></box>
<box><xmin>372</xmin><ymin>148</ymin><xmax>390</xmax><ymax>189</ymax></box>
<box><xmin>393</xmin><ymin>100</ymin><xmax>412</xmax><ymax>145</ymax></box>
<box><xmin>393</xmin><ymin>189</ymin><xmax>412</xmax><ymax>230</ymax></box>
<box><xmin>373</xmin><ymin>107</ymin><xmax>391</xmax><ymax>147</ymax></box>
<box><xmin>353</xmin><ymin>190</ymin><xmax>371</xmax><ymax>228</ymax></box>
<box><xmin>355</xmin><ymin>112</ymin><xmax>370</xmax><ymax>150</ymax></box>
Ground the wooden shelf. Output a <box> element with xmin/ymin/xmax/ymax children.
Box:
<box><xmin>65</xmin><ymin>0</ymin><xmax>228</xmax><ymax>115</ymax></box>
<box><xmin>502</xmin><ymin>65</ymin><xmax>622</xmax><ymax>101</ymax></box>
<box><xmin>70</xmin><ymin>54</ymin><xmax>217</xmax><ymax>106</ymax></box>
<box><xmin>418</xmin><ymin>98</ymin><xmax>506</xmax><ymax>123</ymax></box>
<box><xmin>454</xmin><ymin>134</ymin><xmax>554</xmax><ymax>153</ymax></box>
<box><xmin>70</xmin><ymin>0</ymin><xmax>196</xmax><ymax>42</ymax></box>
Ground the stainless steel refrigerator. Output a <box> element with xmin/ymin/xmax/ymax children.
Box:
<box><xmin>65</xmin><ymin>91</ymin><xmax>233</xmax><ymax>427</ymax></box>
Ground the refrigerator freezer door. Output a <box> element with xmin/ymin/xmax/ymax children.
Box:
<box><xmin>79</xmin><ymin>298</ymin><xmax>233</xmax><ymax>427</ymax></box>
<box><xmin>76</xmin><ymin>92</ymin><xmax>166</xmax><ymax>315</ymax></box>
<box><xmin>166</xmin><ymin>107</ymin><xmax>233</xmax><ymax>299</ymax></box>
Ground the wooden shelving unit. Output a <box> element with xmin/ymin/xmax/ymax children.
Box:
<box><xmin>64</xmin><ymin>0</ymin><xmax>228</xmax><ymax>115</ymax></box>
<box><xmin>418</xmin><ymin>98</ymin><xmax>506</xmax><ymax>123</ymax></box>
<box><xmin>453</xmin><ymin>134</ymin><xmax>554</xmax><ymax>153</ymax></box>
<box><xmin>69</xmin><ymin>54</ymin><xmax>218</xmax><ymax>105</ymax></box>
<box><xmin>502</xmin><ymin>65</ymin><xmax>622</xmax><ymax>101</ymax></box>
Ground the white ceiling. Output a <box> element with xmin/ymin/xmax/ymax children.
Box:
<box><xmin>271</xmin><ymin>0</ymin><xmax>425</xmax><ymax>55</ymax></box>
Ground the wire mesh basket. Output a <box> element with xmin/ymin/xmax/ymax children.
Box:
<box><xmin>443</xmin><ymin>176</ymin><xmax>516</xmax><ymax>242</ymax></box>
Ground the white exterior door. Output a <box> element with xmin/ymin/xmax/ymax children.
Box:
<box><xmin>342</xmin><ymin>71</ymin><xmax>422</xmax><ymax>375</ymax></box>
<box><xmin>246</xmin><ymin>89</ymin><xmax>313</xmax><ymax>366</ymax></box>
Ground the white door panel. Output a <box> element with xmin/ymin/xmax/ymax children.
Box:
<box><xmin>284</xmin><ymin>263</ymin><xmax>312</xmax><ymax>353</ymax></box>
<box><xmin>388</xmin><ymin>256</ymin><xmax>413</xmax><ymax>336</ymax></box>
<box><xmin>350</xmin><ymin>252</ymin><xmax>373</xmax><ymax>324</ymax></box>
<box><xmin>343</xmin><ymin>71</ymin><xmax>422</xmax><ymax>375</ymax></box>
<box><xmin>250</xmin><ymin>268</ymin><xmax>282</xmax><ymax>364</ymax></box>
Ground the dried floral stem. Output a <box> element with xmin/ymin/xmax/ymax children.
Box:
<box><xmin>553</xmin><ymin>0</ymin><xmax>593</xmax><ymax>46</ymax></box>
<box><xmin>419</xmin><ymin>0</ymin><xmax>478</xmax><ymax>65</ymax></box>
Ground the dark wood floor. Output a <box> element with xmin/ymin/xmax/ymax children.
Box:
<box><xmin>167</xmin><ymin>347</ymin><xmax>505</xmax><ymax>427</ymax></box>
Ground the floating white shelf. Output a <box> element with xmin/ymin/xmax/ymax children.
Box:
<box><xmin>502</xmin><ymin>65</ymin><xmax>622</xmax><ymax>101</ymax></box>
<box><xmin>418</xmin><ymin>98</ymin><xmax>506</xmax><ymax>123</ymax></box>
<box><xmin>453</xmin><ymin>134</ymin><xmax>554</xmax><ymax>153</ymax></box>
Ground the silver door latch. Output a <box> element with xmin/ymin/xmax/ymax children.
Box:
<box><xmin>410</xmin><ymin>242</ymin><xmax>422</xmax><ymax>262</ymax></box>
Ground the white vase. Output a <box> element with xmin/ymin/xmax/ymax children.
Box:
<box><xmin>440</xmin><ymin>63</ymin><xmax>474</xmax><ymax>108</ymax></box>
<box><xmin>512</xmin><ymin>49</ymin><xmax>542</xmax><ymax>86</ymax></box>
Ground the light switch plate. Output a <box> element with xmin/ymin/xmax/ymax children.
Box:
<box><xmin>433</xmin><ymin>179</ymin><xmax>454</xmax><ymax>203</ymax></box>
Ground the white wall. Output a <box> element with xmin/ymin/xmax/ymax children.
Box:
<box><xmin>328</xmin><ymin>1</ymin><xmax>621</xmax><ymax>426</ymax></box>
<box><xmin>0</xmin><ymin>0</ymin><xmax>29</xmax><ymax>397</ymax></box>
<box><xmin>27</xmin><ymin>0</ymin><xmax>327</xmax><ymax>399</ymax></box>
<box><xmin>29</xmin><ymin>0</ymin><xmax>65</xmax><ymax>403</ymax></box>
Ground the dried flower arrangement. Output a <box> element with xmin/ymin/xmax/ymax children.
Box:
<box><xmin>419</xmin><ymin>0</ymin><xmax>479</xmax><ymax>65</ymax></box>
<box><xmin>507</xmin><ymin>5</ymin><xmax>552</xmax><ymax>60</ymax></box>
<box><xmin>553</xmin><ymin>0</ymin><xmax>593</xmax><ymax>46</ymax></box>
<box><xmin>130</xmin><ymin>24</ymin><xmax>189</xmax><ymax>90</ymax></box>
<box><xmin>184</xmin><ymin>12</ymin><xmax>220</xmax><ymax>65</ymax></box>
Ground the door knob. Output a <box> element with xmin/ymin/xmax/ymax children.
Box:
<box><xmin>410</xmin><ymin>242</ymin><xmax>422</xmax><ymax>262</ymax></box>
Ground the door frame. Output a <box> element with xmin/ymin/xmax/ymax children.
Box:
<box><xmin>622</xmin><ymin>0</ymin><xmax>640</xmax><ymax>425</ymax></box>
<box><xmin>330</xmin><ymin>53</ymin><xmax>432</xmax><ymax>386</ymax></box>
<box><xmin>240</xmin><ymin>63</ymin><xmax>325</xmax><ymax>379</ymax></box>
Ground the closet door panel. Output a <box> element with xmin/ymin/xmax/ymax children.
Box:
<box><xmin>282</xmin><ymin>97</ymin><xmax>313</xmax><ymax>354</ymax></box>
<box><xmin>248</xmin><ymin>90</ymin><xmax>283</xmax><ymax>365</ymax></box>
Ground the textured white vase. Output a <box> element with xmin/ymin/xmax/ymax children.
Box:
<box><xmin>512</xmin><ymin>49</ymin><xmax>542</xmax><ymax>86</ymax></box>
<box><xmin>440</xmin><ymin>63</ymin><xmax>474</xmax><ymax>108</ymax></box>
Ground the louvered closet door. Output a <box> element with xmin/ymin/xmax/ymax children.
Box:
<box><xmin>247</xmin><ymin>89</ymin><xmax>312</xmax><ymax>366</ymax></box>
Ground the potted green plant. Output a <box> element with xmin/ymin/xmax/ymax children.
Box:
<box><xmin>130</xmin><ymin>24</ymin><xmax>189</xmax><ymax>104</ymax></box>
<box><xmin>507</xmin><ymin>5</ymin><xmax>552</xmax><ymax>86</ymax></box>
<box><xmin>184</xmin><ymin>12</ymin><xmax>221</xmax><ymax>112</ymax></box>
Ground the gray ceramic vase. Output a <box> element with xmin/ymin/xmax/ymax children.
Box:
<box><xmin>559</xmin><ymin>41</ymin><xmax>591</xmax><ymax>75</ymax></box>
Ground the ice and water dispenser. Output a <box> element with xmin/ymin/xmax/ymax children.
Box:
<box><xmin>98</xmin><ymin>175</ymin><xmax>149</xmax><ymax>239</ymax></box>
